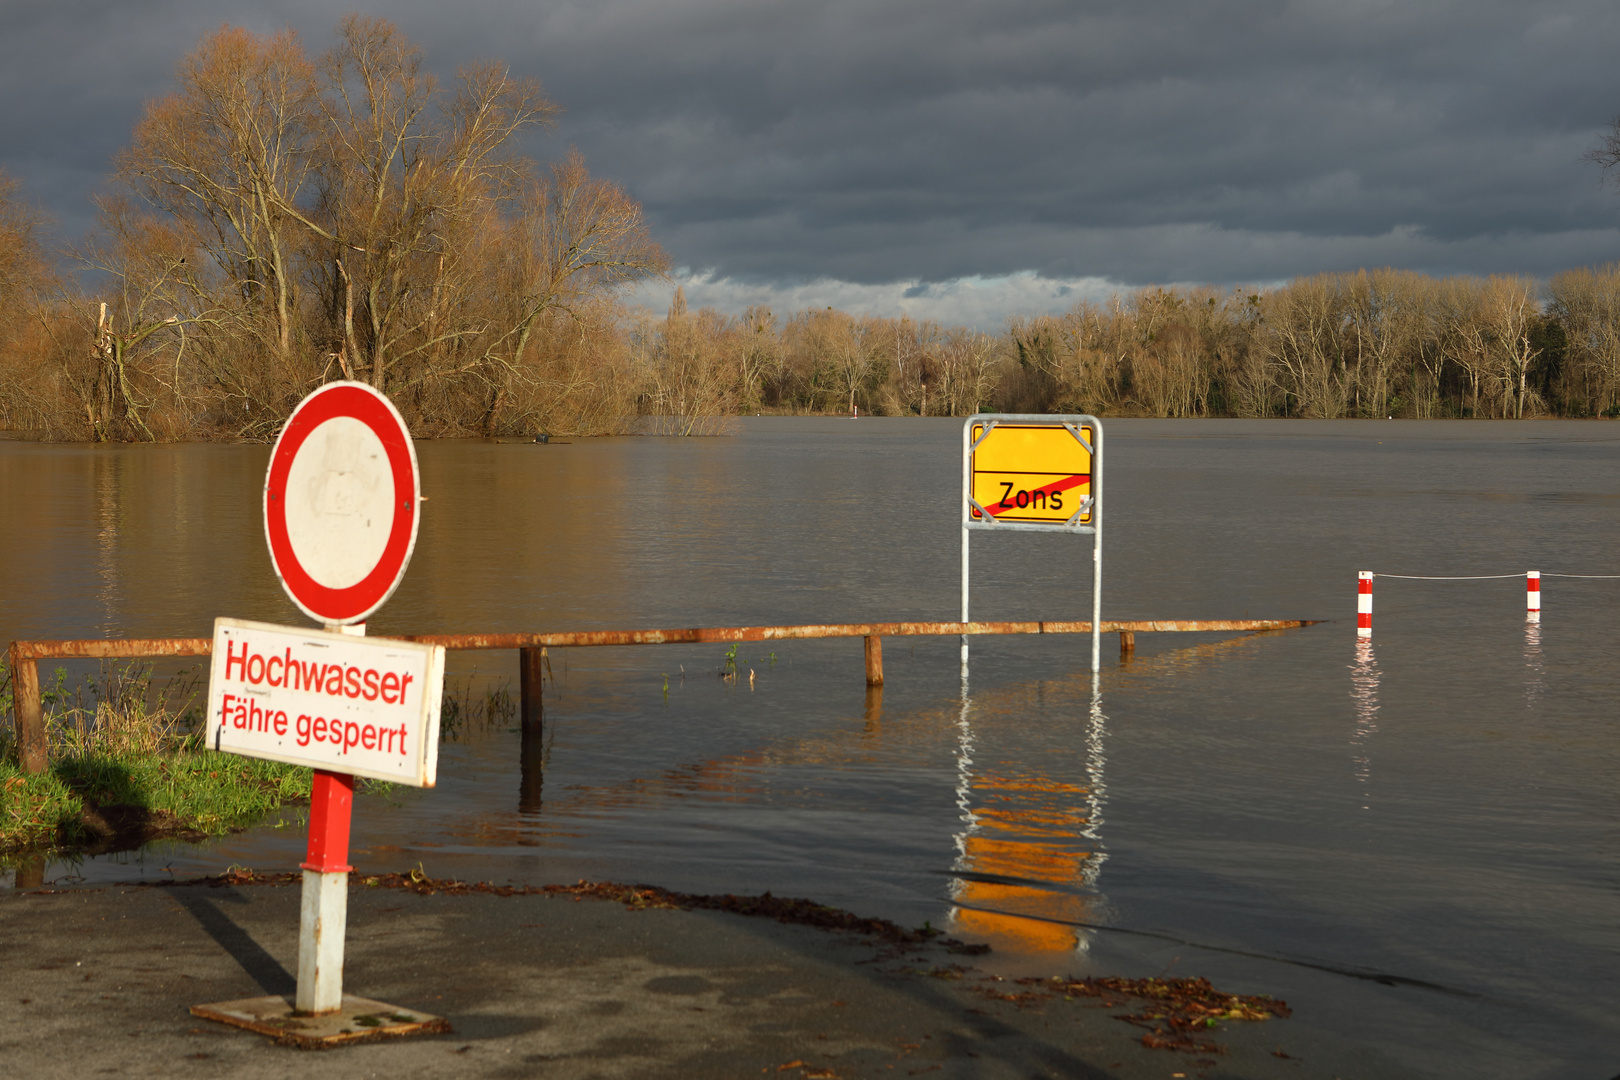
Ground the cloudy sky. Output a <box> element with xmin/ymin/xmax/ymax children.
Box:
<box><xmin>5</xmin><ymin>0</ymin><xmax>1620</xmax><ymax>324</ymax></box>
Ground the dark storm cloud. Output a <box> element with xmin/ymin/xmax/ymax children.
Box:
<box><xmin>4</xmin><ymin>0</ymin><xmax>1620</xmax><ymax>303</ymax></box>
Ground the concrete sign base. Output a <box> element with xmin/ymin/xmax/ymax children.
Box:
<box><xmin>190</xmin><ymin>994</ymin><xmax>449</xmax><ymax>1048</ymax></box>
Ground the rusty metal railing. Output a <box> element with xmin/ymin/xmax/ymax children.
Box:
<box><xmin>6</xmin><ymin>618</ymin><xmax>1318</xmax><ymax>775</ymax></box>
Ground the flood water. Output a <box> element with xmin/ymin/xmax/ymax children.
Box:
<box><xmin>3</xmin><ymin>418</ymin><xmax>1619</xmax><ymax>1079</ymax></box>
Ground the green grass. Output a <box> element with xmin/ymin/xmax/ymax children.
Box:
<box><xmin>1</xmin><ymin>753</ymin><xmax>312</xmax><ymax>854</ymax></box>
<box><xmin>0</xmin><ymin>659</ymin><xmax>313</xmax><ymax>857</ymax></box>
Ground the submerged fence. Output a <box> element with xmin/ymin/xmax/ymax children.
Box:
<box><xmin>1356</xmin><ymin>570</ymin><xmax>1620</xmax><ymax>637</ymax></box>
<box><xmin>6</xmin><ymin>617</ymin><xmax>1317</xmax><ymax>775</ymax></box>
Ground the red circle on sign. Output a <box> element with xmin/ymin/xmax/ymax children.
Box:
<box><xmin>263</xmin><ymin>382</ymin><xmax>420</xmax><ymax>625</ymax></box>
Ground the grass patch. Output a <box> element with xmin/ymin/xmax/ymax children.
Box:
<box><xmin>0</xmin><ymin>659</ymin><xmax>312</xmax><ymax>858</ymax></box>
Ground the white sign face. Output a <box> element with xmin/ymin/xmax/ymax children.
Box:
<box><xmin>265</xmin><ymin>382</ymin><xmax>421</xmax><ymax>626</ymax></box>
<box><xmin>205</xmin><ymin>618</ymin><xmax>444</xmax><ymax>787</ymax></box>
<box><xmin>283</xmin><ymin>415</ymin><xmax>395</xmax><ymax>591</ymax></box>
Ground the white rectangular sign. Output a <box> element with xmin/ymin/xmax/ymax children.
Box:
<box><xmin>205</xmin><ymin>618</ymin><xmax>445</xmax><ymax>787</ymax></box>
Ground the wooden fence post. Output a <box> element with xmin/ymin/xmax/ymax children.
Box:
<box><xmin>9</xmin><ymin>643</ymin><xmax>46</xmax><ymax>775</ymax></box>
<box><xmin>864</xmin><ymin>635</ymin><xmax>883</xmax><ymax>686</ymax></box>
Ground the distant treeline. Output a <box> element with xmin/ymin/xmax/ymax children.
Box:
<box><xmin>647</xmin><ymin>267</ymin><xmax>1620</xmax><ymax>424</ymax></box>
<box><xmin>3</xmin><ymin>21</ymin><xmax>1620</xmax><ymax>439</ymax></box>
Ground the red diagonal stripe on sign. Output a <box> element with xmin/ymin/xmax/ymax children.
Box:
<box><xmin>983</xmin><ymin>473</ymin><xmax>1090</xmax><ymax>517</ymax></box>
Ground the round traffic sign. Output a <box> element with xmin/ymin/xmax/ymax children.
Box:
<box><xmin>264</xmin><ymin>382</ymin><xmax>420</xmax><ymax>626</ymax></box>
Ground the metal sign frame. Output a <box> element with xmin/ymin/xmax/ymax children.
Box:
<box><xmin>961</xmin><ymin>414</ymin><xmax>1104</xmax><ymax>671</ymax></box>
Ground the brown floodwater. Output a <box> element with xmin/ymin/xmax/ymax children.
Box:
<box><xmin>3</xmin><ymin>417</ymin><xmax>1619</xmax><ymax>1078</ymax></box>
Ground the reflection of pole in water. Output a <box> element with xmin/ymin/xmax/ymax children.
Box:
<box><xmin>1079</xmin><ymin>673</ymin><xmax>1109</xmax><ymax>890</ymax></box>
<box><xmin>1349</xmin><ymin>639</ymin><xmax>1380</xmax><ymax>796</ymax></box>
<box><xmin>952</xmin><ymin>664</ymin><xmax>978</xmax><ymax>857</ymax></box>
<box><xmin>1523</xmin><ymin>619</ymin><xmax>1544</xmax><ymax>709</ymax></box>
<box><xmin>947</xmin><ymin>671</ymin><xmax>1107</xmax><ymax>954</ymax></box>
<box><xmin>519</xmin><ymin>648</ymin><xmax>549</xmax><ymax>815</ymax></box>
<box><xmin>13</xmin><ymin>854</ymin><xmax>46</xmax><ymax>889</ymax></box>
<box><xmin>518</xmin><ymin>723</ymin><xmax>545</xmax><ymax>815</ymax></box>
<box><xmin>863</xmin><ymin>684</ymin><xmax>883</xmax><ymax>736</ymax></box>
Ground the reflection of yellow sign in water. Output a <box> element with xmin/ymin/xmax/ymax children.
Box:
<box><xmin>950</xmin><ymin>774</ymin><xmax>1100</xmax><ymax>953</ymax></box>
<box><xmin>969</xmin><ymin>422</ymin><xmax>1092</xmax><ymax>525</ymax></box>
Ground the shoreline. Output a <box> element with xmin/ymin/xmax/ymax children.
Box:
<box><xmin>3</xmin><ymin>412</ymin><xmax>1620</xmax><ymax>446</ymax></box>
<box><xmin>0</xmin><ymin>869</ymin><xmax>1412</xmax><ymax>1079</ymax></box>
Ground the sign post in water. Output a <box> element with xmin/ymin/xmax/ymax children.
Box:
<box><xmin>961</xmin><ymin>415</ymin><xmax>1104</xmax><ymax>671</ymax></box>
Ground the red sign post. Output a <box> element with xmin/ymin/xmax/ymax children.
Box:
<box><xmin>195</xmin><ymin>382</ymin><xmax>446</xmax><ymax>1046</ymax></box>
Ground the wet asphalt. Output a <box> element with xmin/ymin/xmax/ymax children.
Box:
<box><xmin>0</xmin><ymin>881</ymin><xmax>1422</xmax><ymax>1079</ymax></box>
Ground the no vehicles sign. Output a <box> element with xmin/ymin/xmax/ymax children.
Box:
<box><xmin>206</xmin><ymin>618</ymin><xmax>444</xmax><ymax>787</ymax></box>
<box><xmin>197</xmin><ymin>380</ymin><xmax>444</xmax><ymax>1027</ymax></box>
<box><xmin>212</xmin><ymin>379</ymin><xmax>442</xmax><ymax>785</ymax></box>
<box><xmin>264</xmin><ymin>382</ymin><xmax>420</xmax><ymax>626</ymax></box>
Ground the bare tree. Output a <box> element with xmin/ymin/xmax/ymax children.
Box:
<box><xmin>1005</xmin><ymin>303</ymin><xmax>1127</xmax><ymax>415</ymax></box>
<box><xmin>1391</xmin><ymin>274</ymin><xmax>1447</xmax><ymax>418</ymax></box>
<box><xmin>1259</xmin><ymin>275</ymin><xmax>1348</xmax><ymax>417</ymax></box>
<box><xmin>0</xmin><ymin>170</ymin><xmax>52</xmax><ymax>311</ymax></box>
<box><xmin>638</xmin><ymin>293</ymin><xmax>739</xmax><ymax>434</ymax></box>
<box><xmin>1437</xmin><ymin>277</ymin><xmax>1493</xmax><ymax>417</ymax></box>
<box><xmin>829</xmin><ymin>313</ymin><xmax>883</xmax><ymax>415</ymax></box>
<box><xmin>117</xmin><ymin>26</ymin><xmax>318</xmax><ymax>370</ymax></box>
<box><xmin>461</xmin><ymin>149</ymin><xmax>665</xmax><ymax>431</ymax></box>
<box><xmin>1549</xmin><ymin>266</ymin><xmax>1620</xmax><ymax>415</ymax></box>
<box><xmin>65</xmin><ymin>198</ymin><xmax>238</xmax><ymax>439</ymax></box>
<box><xmin>934</xmin><ymin>327</ymin><xmax>1001</xmax><ymax>414</ymax></box>
<box><xmin>285</xmin><ymin>16</ymin><xmax>559</xmax><ymax>391</ymax></box>
<box><xmin>1480</xmin><ymin>276</ymin><xmax>1542</xmax><ymax>419</ymax></box>
<box><xmin>732</xmin><ymin>305</ymin><xmax>778</xmax><ymax>411</ymax></box>
<box><xmin>0</xmin><ymin>169</ymin><xmax>65</xmax><ymax>432</ymax></box>
<box><xmin>1128</xmin><ymin>288</ymin><xmax>1210</xmax><ymax>417</ymax></box>
<box><xmin>1342</xmin><ymin>269</ymin><xmax>1411</xmax><ymax>417</ymax></box>
<box><xmin>1585</xmin><ymin>116</ymin><xmax>1620</xmax><ymax>183</ymax></box>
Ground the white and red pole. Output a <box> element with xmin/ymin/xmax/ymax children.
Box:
<box><xmin>297</xmin><ymin>621</ymin><xmax>364</xmax><ymax>1015</ymax></box>
<box><xmin>297</xmin><ymin>769</ymin><xmax>354</xmax><ymax>1013</ymax></box>
<box><xmin>1357</xmin><ymin>572</ymin><xmax>1373</xmax><ymax>638</ymax></box>
<box><xmin>1526</xmin><ymin>570</ymin><xmax>1540</xmax><ymax>624</ymax></box>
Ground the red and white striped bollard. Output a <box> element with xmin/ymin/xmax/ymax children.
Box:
<box><xmin>1526</xmin><ymin>570</ymin><xmax>1540</xmax><ymax>624</ymax></box>
<box><xmin>1357</xmin><ymin>572</ymin><xmax>1373</xmax><ymax>638</ymax></box>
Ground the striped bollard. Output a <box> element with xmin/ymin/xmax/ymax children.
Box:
<box><xmin>1526</xmin><ymin>570</ymin><xmax>1540</xmax><ymax>624</ymax></box>
<box><xmin>1357</xmin><ymin>572</ymin><xmax>1373</xmax><ymax>638</ymax></box>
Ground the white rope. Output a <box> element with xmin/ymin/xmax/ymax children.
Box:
<box><xmin>1373</xmin><ymin>572</ymin><xmax>1620</xmax><ymax>580</ymax></box>
<box><xmin>1373</xmin><ymin>573</ymin><xmax>1525</xmax><ymax>581</ymax></box>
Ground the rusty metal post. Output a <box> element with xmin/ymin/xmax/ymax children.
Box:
<box><xmin>1119</xmin><ymin>630</ymin><xmax>1135</xmax><ymax>663</ymax></box>
<box><xmin>864</xmin><ymin>635</ymin><xmax>883</xmax><ymax>686</ymax></box>
<box><xmin>519</xmin><ymin>646</ymin><xmax>546</xmax><ymax>732</ymax></box>
<box><xmin>9</xmin><ymin>642</ymin><xmax>45</xmax><ymax>775</ymax></box>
